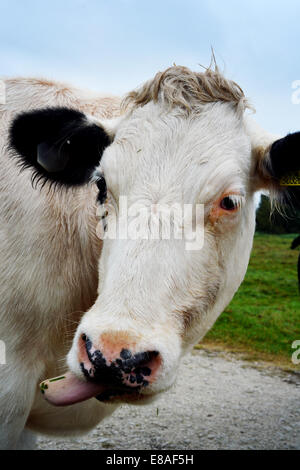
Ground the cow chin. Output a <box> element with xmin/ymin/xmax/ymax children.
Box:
<box><xmin>95</xmin><ymin>389</ymin><xmax>159</xmax><ymax>406</ymax></box>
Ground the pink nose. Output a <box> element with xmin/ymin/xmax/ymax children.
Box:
<box><xmin>78</xmin><ymin>331</ymin><xmax>162</xmax><ymax>390</ymax></box>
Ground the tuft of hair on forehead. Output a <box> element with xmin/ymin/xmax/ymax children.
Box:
<box><xmin>122</xmin><ymin>62</ymin><xmax>250</xmax><ymax>115</ymax></box>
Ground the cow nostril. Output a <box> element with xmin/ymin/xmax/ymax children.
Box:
<box><xmin>135</xmin><ymin>366</ymin><xmax>151</xmax><ymax>376</ymax></box>
<box><xmin>79</xmin><ymin>334</ymin><xmax>95</xmax><ymax>369</ymax></box>
<box><xmin>133</xmin><ymin>350</ymin><xmax>159</xmax><ymax>367</ymax></box>
<box><xmin>119</xmin><ymin>350</ymin><xmax>161</xmax><ymax>387</ymax></box>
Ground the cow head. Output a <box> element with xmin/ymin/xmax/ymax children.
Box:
<box><xmin>9</xmin><ymin>66</ymin><xmax>300</xmax><ymax>406</ymax></box>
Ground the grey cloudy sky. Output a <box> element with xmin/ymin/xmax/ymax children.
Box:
<box><xmin>0</xmin><ymin>0</ymin><xmax>299</xmax><ymax>134</ymax></box>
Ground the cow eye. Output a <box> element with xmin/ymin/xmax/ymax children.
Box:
<box><xmin>220</xmin><ymin>196</ymin><xmax>238</xmax><ymax>211</ymax></box>
<box><xmin>96</xmin><ymin>177</ymin><xmax>107</xmax><ymax>205</ymax></box>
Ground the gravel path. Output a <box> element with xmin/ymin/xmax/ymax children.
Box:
<box><xmin>38</xmin><ymin>349</ymin><xmax>300</xmax><ymax>450</ymax></box>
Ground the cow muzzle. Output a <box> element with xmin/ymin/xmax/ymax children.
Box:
<box><xmin>79</xmin><ymin>331</ymin><xmax>162</xmax><ymax>399</ymax></box>
<box><xmin>40</xmin><ymin>330</ymin><xmax>163</xmax><ymax>407</ymax></box>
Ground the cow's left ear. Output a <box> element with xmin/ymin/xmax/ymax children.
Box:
<box><xmin>256</xmin><ymin>133</ymin><xmax>300</xmax><ymax>207</ymax></box>
<box><xmin>9</xmin><ymin>107</ymin><xmax>115</xmax><ymax>186</ymax></box>
<box><xmin>246</xmin><ymin>117</ymin><xmax>300</xmax><ymax>207</ymax></box>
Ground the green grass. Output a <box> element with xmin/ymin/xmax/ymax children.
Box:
<box><xmin>203</xmin><ymin>233</ymin><xmax>300</xmax><ymax>363</ymax></box>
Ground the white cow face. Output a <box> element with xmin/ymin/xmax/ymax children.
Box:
<box><xmin>10</xmin><ymin>66</ymin><xmax>300</xmax><ymax>406</ymax></box>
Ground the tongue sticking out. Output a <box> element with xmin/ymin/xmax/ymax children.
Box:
<box><xmin>40</xmin><ymin>372</ymin><xmax>108</xmax><ymax>407</ymax></box>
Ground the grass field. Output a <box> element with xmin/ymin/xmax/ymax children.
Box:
<box><xmin>201</xmin><ymin>233</ymin><xmax>300</xmax><ymax>366</ymax></box>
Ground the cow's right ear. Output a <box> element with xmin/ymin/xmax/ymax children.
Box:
<box><xmin>9</xmin><ymin>107</ymin><xmax>114</xmax><ymax>186</ymax></box>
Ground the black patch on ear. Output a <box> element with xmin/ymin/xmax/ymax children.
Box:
<box><xmin>9</xmin><ymin>107</ymin><xmax>111</xmax><ymax>186</ymax></box>
<box><xmin>269</xmin><ymin>132</ymin><xmax>300</xmax><ymax>207</ymax></box>
<box><xmin>270</xmin><ymin>132</ymin><xmax>300</xmax><ymax>177</ymax></box>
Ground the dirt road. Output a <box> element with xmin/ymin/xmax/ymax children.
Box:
<box><xmin>38</xmin><ymin>349</ymin><xmax>300</xmax><ymax>450</ymax></box>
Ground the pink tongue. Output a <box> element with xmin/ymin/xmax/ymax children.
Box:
<box><xmin>40</xmin><ymin>372</ymin><xmax>107</xmax><ymax>407</ymax></box>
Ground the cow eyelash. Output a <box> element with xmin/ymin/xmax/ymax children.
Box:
<box><xmin>220</xmin><ymin>195</ymin><xmax>243</xmax><ymax>211</ymax></box>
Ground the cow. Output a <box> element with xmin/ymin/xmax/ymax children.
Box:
<box><xmin>0</xmin><ymin>65</ymin><xmax>299</xmax><ymax>449</ymax></box>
